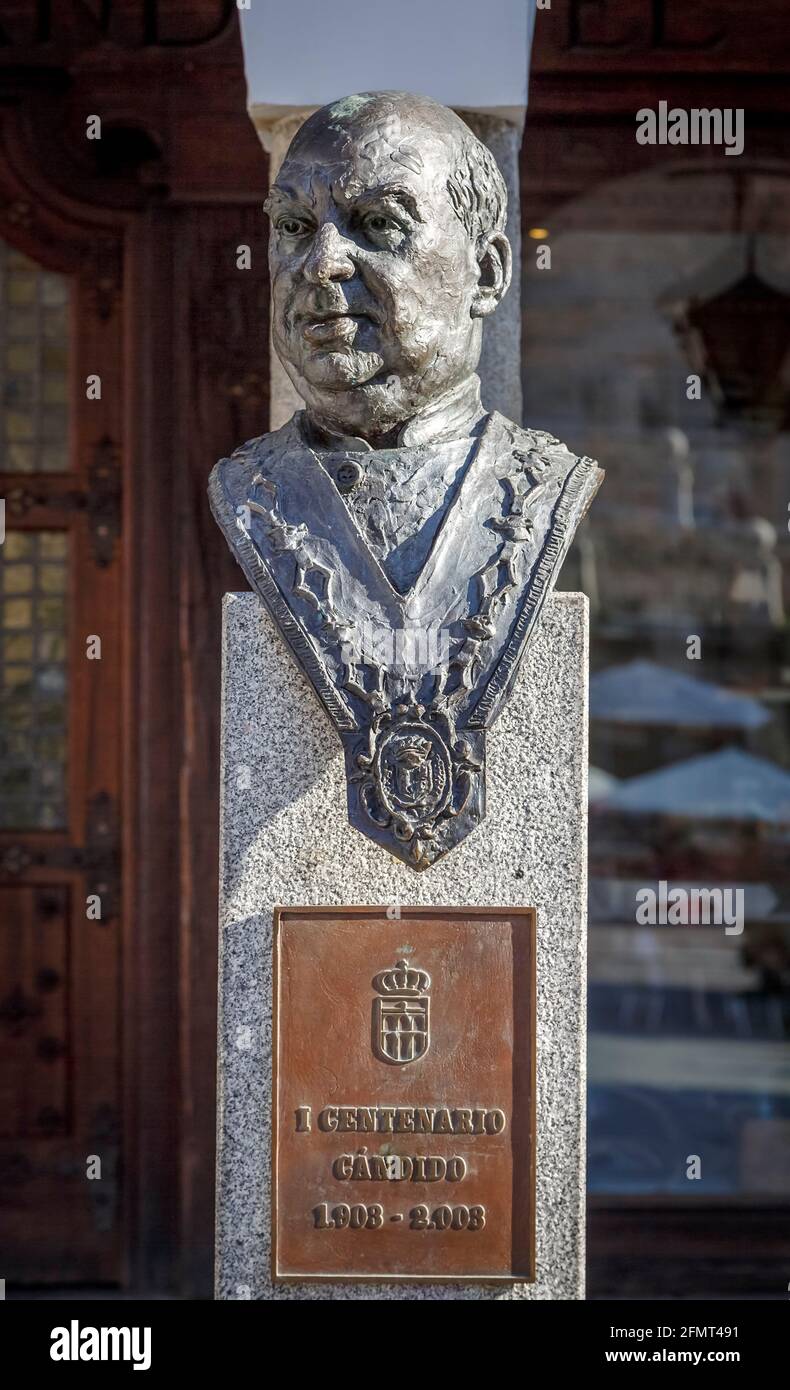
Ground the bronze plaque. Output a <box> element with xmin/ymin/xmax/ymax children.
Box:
<box><xmin>273</xmin><ymin>906</ymin><xmax>536</xmax><ymax>1283</ymax></box>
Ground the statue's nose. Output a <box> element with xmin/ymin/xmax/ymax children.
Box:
<box><xmin>302</xmin><ymin>222</ymin><xmax>355</xmax><ymax>284</ymax></box>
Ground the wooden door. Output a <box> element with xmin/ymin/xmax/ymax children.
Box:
<box><xmin>0</xmin><ymin>222</ymin><xmax>124</xmax><ymax>1283</ymax></box>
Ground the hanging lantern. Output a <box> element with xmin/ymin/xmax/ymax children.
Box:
<box><xmin>661</xmin><ymin>239</ymin><xmax>790</xmax><ymax>432</ymax></box>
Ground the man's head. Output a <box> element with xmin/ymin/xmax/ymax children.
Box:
<box><xmin>264</xmin><ymin>91</ymin><xmax>511</xmax><ymax>444</ymax></box>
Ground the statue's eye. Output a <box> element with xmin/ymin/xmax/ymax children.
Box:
<box><xmin>276</xmin><ymin>216</ymin><xmax>310</xmax><ymax>237</ymax></box>
<box><xmin>362</xmin><ymin>212</ymin><xmax>405</xmax><ymax>243</ymax></box>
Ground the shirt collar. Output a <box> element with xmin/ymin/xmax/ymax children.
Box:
<box><xmin>300</xmin><ymin>373</ymin><xmax>485</xmax><ymax>453</ymax></box>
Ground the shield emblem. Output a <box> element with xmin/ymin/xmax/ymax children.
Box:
<box><xmin>376</xmin><ymin>720</ymin><xmax>451</xmax><ymax>827</ymax></box>
<box><xmin>371</xmin><ymin>959</ymin><xmax>431</xmax><ymax>1065</ymax></box>
<box><xmin>374</xmin><ymin>995</ymin><xmax>430</xmax><ymax>1064</ymax></box>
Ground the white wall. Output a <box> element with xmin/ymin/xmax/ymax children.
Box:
<box><xmin>239</xmin><ymin>0</ymin><xmax>534</xmax><ymax>122</ymax></box>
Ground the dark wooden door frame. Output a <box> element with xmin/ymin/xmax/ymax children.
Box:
<box><xmin>123</xmin><ymin>199</ymin><xmax>269</xmax><ymax>1295</ymax></box>
<box><xmin>0</xmin><ymin>100</ymin><xmax>128</xmax><ymax>1284</ymax></box>
<box><xmin>122</xmin><ymin>208</ymin><xmax>181</xmax><ymax>1293</ymax></box>
<box><xmin>1</xmin><ymin>6</ymin><xmax>267</xmax><ymax>1294</ymax></box>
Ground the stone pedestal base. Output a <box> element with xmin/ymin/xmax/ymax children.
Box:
<box><xmin>215</xmin><ymin>592</ymin><xmax>588</xmax><ymax>1300</ymax></box>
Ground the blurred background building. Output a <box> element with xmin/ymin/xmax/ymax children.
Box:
<box><xmin>0</xmin><ymin>1</ymin><xmax>788</xmax><ymax>1297</ymax></box>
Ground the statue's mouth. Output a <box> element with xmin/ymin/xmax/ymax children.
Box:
<box><xmin>300</xmin><ymin>311</ymin><xmax>375</xmax><ymax>346</ymax></box>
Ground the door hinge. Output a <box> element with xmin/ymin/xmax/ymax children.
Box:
<box><xmin>0</xmin><ymin>791</ymin><xmax>121</xmax><ymax>923</ymax></box>
<box><xmin>6</xmin><ymin>436</ymin><xmax>121</xmax><ymax>568</ymax></box>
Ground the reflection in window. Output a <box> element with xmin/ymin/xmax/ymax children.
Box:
<box><xmin>1</xmin><ymin>241</ymin><xmax>69</xmax><ymax>474</ymax></box>
<box><xmin>0</xmin><ymin>532</ymin><xmax>69</xmax><ymax>829</ymax></box>
<box><xmin>524</xmin><ymin>190</ymin><xmax>790</xmax><ymax>1199</ymax></box>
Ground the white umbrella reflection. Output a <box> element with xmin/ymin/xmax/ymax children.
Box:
<box><xmin>589</xmin><ymin>766</ymin><xmax>619</xmax><ymax>804</ymax></box>
<box><xmin>590</xmin><ymin>659</ymin><xmax>769</xmax><ymax>730</ymax></box>
<box><xmin>603</xmin><ymin>747</ymin><xmax>790</xmax><ymax>824</ymax></box>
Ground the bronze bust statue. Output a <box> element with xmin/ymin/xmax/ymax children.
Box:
<box><xmin>210</xmin><ymin>90</ymin><xmax>603</xmax><ymax>869</ymax></box>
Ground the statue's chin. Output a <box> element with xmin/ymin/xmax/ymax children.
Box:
<box><xmin>298</xmin><ymin>348</ymin><xmax>384</xmax><ymax>390</ymax></box>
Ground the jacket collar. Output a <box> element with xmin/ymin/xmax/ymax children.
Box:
<box><xmin>255</xmin><ymin>411</ymin><xmax>512</xmax><ymax>616</ymax></box>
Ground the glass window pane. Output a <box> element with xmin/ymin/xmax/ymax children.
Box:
<box><xmin>6</xmin><ymin>342</ymin><xmax>35</xmax><ymax>371</ymax></box>
<box><xmin>36</xmin><ymin>632</ymin><xmax>66</xmax><ymax>661</ymax></box>
<box><xmin>40</xmin><ymin>444</ymin><xmax>68</xmax><ymax>473</ymax></box>
<box><xmin>7</xmin><ymin>309</ymin><xmax>35</xmax><ymax>338</ymax></box>
<box><xmin>0</xmin><ymin>239</ymin><xmax>71</xmax><ymax>473</ymax></box>
<box><xmin>42</xmin><ymin>345</ymin><xmax>67</xmax><ymax>373</ymax></box>
<box><xmin>41</xmin><ymin>407</ymin><xmax>67</xmax><ymax>442</ymax></box>
<box><xmin>4</xmin><ymin>665</ymin><xmax>32</xmax><ymax>688</ymax></box>
<box><xmin>39</xmin><ymin>532</ymin><xmax>67</xmax><ymax>560</ymax></box>
<box><xmin>41</xmin><ymin>274</ymin><xmax>68</xmax><ymax>308</ymax></box>
<box><xmin>42</xmin><ymin>309</ymin><xmax>67</xmax><ymax>341</ymax></box>
<box><xmin>6</xmin><ymin>373</ymin><xmax>34</xmax><ymax>406</ymax></box>
<box><xmin>5</xmin><ymin>443</ymin><xmax>35</xmax><ymax>472</ymax></box>
<box><xmin>6</xmin><ymin>247</ymin><xmax>32</xmax><ymax>268</ymax></box>
<box><xmin>42</xmin><ymin>377</ymin><xmax>67</xmax><ymax>405</ymax></box>
<box><xmin>525</xmin><ymin>208</ymin><xmax>790</xmax><ymax>1202</ymax></box>
<box><xmin>8</xmin><ymin>274</ymin><xmax>35</xmax><ymax>306</ymax></box>
<box><xmin>4</xmin><ymin>634</ymin><xmax>33</xmax><ymax>660</ymax></box>
<box><xmin>3</xmin><ymin>598</ymin><xmax>32</xmax><ymax>628</ymax></box>
<box><xmin>36</xmin><ymin>598</ymin><xmax>65</xmax><ymax>627</ymax></box>
<box><xmin>3</xmin><ymin>532</ymin><xmax>34</xmax><ymax>560</ymax></box>
<box><xmin>40</xmin><ymin>564</ymin><xmax>67</xmax><ymax>594</ymax></box>
<box><xmin>6</xmin><ymin>411</ymin><xmax>34</xmax><ymax>440</ymax></box>
<box><xmin>0</xmin><ymin>531</ymin><xmax>69</xmax><ymax>829</ymax></box>
<box><xmin>2</xmin><ymin>564</ymin><xmax>34</xmax><ymax>594</ymax></box>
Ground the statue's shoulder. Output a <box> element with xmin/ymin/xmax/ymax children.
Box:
<box><xmin>491</xmin><ymin>411</ymin><xmax>604</xmax><ymax>490</ymax></box>
<box><xmin>208</xmin><ymin>414</ymin><xmax>304</xmax><ymax>523</ymax></box>
<box><xmin>210</xmin><ymin>415</ymin><xmax>302</xmax><ymax>494</ymax></box>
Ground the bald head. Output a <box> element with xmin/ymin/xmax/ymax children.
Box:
<box><xmin>286</xmin><ymin>91</ymin><xmax>508</xmax><ymax>247</ymax></box>
<box><xmin>265</xmin><ymin>90</ymin><xmax>512</xmax><ymax>444</ymax></box>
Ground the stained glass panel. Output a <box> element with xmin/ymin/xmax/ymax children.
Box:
<box><xmin>0</xmin><ymin>243</ymin><xmax>70</xmax><ymax>474</ymax></box>
<box><xmin>0</xmin><ymin>532</ymin><xmax>69</xmax><ymax>828</ymax></box>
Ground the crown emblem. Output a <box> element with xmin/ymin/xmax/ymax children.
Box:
<box><xmin>390</xmin><ymin>735</ymin><xmax>432</xmax><ymax>768</ymax></box>
<box><xmin>373</xmin><ymin>959</ymin><xmax>431</xmax><ymax>996</ymax></box>
<box><xmin>371</xmin><ymin>959</ymin><xmax>431</xmax><ymax>1064</ymax></box>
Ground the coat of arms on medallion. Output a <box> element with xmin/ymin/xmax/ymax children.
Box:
<box><xmin>371</xmin><ymin>959</ymin><xmax>431</xmax><ymax>1065</ymax></box>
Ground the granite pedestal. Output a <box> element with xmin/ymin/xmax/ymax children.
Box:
<box><xmin>215</xmin><ymin>591</ymin><xmax>588</xmax><ymax>1300</ymax></box>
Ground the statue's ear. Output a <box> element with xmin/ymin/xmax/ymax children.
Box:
<box><xmin>471</xmin><ymin>231</ymin><xmax>512</xmax><ymax>318</ymax></box>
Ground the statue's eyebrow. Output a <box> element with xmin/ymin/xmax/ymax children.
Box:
<box><xmin>264</xmin><ymin>180</ymin><xmax>423</xmax><ymax>222</ymax></box>
<box><xmin>350</xmin><ymin>184</ymin><xmax>423</xmax><ymax>221</ymax></box>
<box><xmin>264</xmin><ymin>184</ymin><xmax>312</xmax><ymax>214</ymax></box>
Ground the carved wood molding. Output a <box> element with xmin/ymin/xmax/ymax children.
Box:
<box><xmin>0</xmin><ymin>102</ymin><xmax>126</xmax><ymax>269</ymax></box>
<box><xmin>0</xmin><ymin>1</ymin><xmax>238</xmax><ymax>60</ymax></box>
